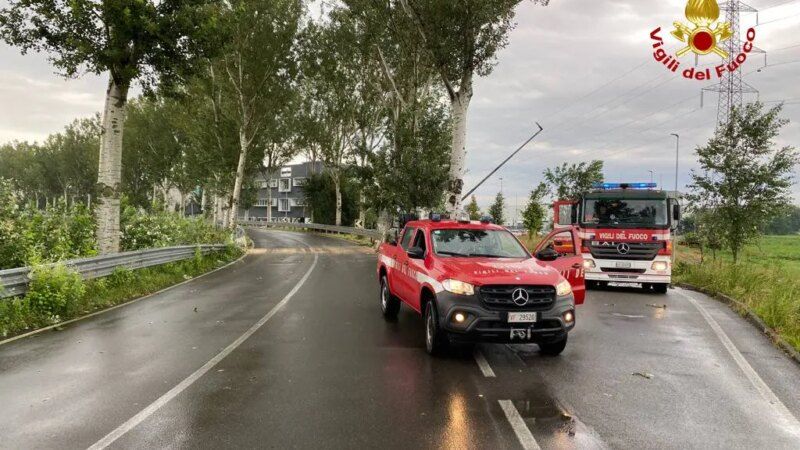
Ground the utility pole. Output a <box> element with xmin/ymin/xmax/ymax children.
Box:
<box><xmin>671</xmin><ymin>134</ymin><xmax>680</xmax><ymax>193</ymax></box>
<box><xmin>702</xmin><ymin>1</ymin><xmax>763</xmax><ymax>129</ymax></box>
<box><xmin>671</xmin><ymin>133</ymin><xmax>680</xmax><ymax>266</ymax></box>
<box><xmin>648</xmin><ymin>170</ymin><xmax>654</xmax><ymax>184</ymax></box>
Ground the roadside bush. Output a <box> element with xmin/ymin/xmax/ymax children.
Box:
<box><xmin>25</xmin><ymin>264</ymin><xmax>86</xmax><ymax>322</ymax></box>
<box><xmin>107</xmin><ymin>266</ymin><xmax>135</xmax><ymax>288</ymax></box>
<box><xmin>0</xmin><ymin>179</ymin><xmax>97</xmax><ymax>269</ymax></box>
<box><xmin>120</xmin><ymin>205</ymin><xmax>231</xmax><ymax>250</ymax></box>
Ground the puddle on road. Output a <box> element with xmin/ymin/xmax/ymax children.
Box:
<box><xmin>510</xmin><ymin>392</ymin><xmax>607</xmax><ymax>450</ymax></box>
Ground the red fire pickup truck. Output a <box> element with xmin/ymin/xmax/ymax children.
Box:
<box><xmin>377</xmin><ymin>217</ymin><xmax>585</xmax><ymax>355</ymax></box>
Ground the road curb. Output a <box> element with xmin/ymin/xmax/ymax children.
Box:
<box><xmin>0</xmin><ymin>250</ymin><xmax>248</xmax><ymax>347</ymax></box>
<box><xmin>676</xmin><ymin>283</ymin><xmax>800</xmax><ymax>367</ymax></box>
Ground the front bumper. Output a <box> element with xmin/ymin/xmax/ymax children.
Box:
<box><xmin>585</xmin><ymin>256</ymin><xmax>671</xmax><ymax>284</ymax></box>
<box><xmin>435</xmin><ymin>291</ymin><xmax>575</xmax><ymax>344</ymax></box>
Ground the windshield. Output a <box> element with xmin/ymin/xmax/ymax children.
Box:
<box><xmin>431</xmin><ymin>229</ymin><xmax>530</xmax><ymax>258</ymax></box>
<box><xmin>582</xmin><ymin>198</ymin><xmax>668</xmax><ymax>228</ymax></box>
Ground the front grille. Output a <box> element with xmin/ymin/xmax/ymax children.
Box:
<box><xmin>477</xmin><ymin>285</ymin><xmax>555</xmax><ymax>311</ymax></box>
<box><xmin>588</xmin><ymin>242</ymin><xmax>662</xmax><ymax>261</ymax></box>
<box><xmin>600</xmin><ymin>268</ymin><xmax>646</xmax><ymax>274</ymax></box>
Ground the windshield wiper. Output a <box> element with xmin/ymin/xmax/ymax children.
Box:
<box><xmin>468</xmin><ymin>253</ymin><xmax>507</xmax><ymax>258</ymax></box>
<box><xmin>437</xmin><ymin>251</ymin><xmax>470</xmax><ymax>257</ymax></box>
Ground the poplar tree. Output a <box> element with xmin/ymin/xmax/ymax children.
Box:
<box><xmin>0</xmin><ymin>0</ymin><xmax>223</xmax><ymax>253</ymax></box>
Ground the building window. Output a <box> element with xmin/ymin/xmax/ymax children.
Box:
<box><xmin>280</xmin><ymin>167</ymin><xmax>292</xmax><ymax>177</ymax></box>
<box><xmin>278</xmin><ymin>198</ymin><xmax>290</xmax><ymax>212</ymax></box>
<box><xmin>290</xmin><ymin>198</ymin><xmax>306</xmax><ymax>207</ymax></box>
<box><xmin>260</xmin><ymin>181</ymin><xmax>269</xmax><ymax>189</ymax></box>
<box><xmin>255</xmin><ymin>199</ymin><xmax>270</xmax><ymax>207</ymax></box>
<box><xmin>269</xmin><ymin>179</ymin><xmax>278</xmax><ymax>188</ymax></box>
<box><xmin>293</xmin><ymin>177</ymin><xmax>307</xmax><ymax>187</ymax></box>
<box><xmin>279</xmin><ymin>178</ymin><xmax>291</xmax><ymax>192</ymax></box>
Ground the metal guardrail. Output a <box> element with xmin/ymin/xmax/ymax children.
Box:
<box><xmin>242</xmin><ymin>220</ymin><xmax>382</xmax><ymax>240</ymax></box>
<box><xmin>0</xmin><ymin>245</ymin><xmax>229</xmax><ymax>299</ymax></box>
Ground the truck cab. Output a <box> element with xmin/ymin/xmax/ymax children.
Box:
<box><xmin>376</xmin><ymin>217</ymin><xmax>584</xmax><ymax>356</ymax></box>
<box><xmin>554</xmin><ymin>183</ymin><xmax>680</xmax><ymax>293</ymax></box>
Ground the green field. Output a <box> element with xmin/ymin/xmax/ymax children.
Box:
<box><xmin>676</xmin><ymin>235</ymin><xmax>800</xmax><ymax>352</ymax></box>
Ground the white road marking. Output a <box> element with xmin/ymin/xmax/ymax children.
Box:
<box><xmin>88</xmin><ymin>252</ymin><xmax>320</xmax><ymax>450</ymax></box>
<box><xmin>499</xmin><ymin>400</ymin><xmax>541</xmax><ymax>450</ymax></box>
<box><xmin>677</xmin><ymin>289</ymin><xmax>800</xmax><ymax>435</ymax></box>
<box><xmin>474</xmin><ymin>347</ymin><xmax>496</xmax><ymax>377</ymax></box>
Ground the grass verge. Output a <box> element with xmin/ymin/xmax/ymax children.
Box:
<box><xmin>0</xmin><ymin>245</ymin><xmax>244</xmax><ymax>340</ymax></box>
<box><xmin>675</xmin><ymin>254</ymin><xmax>800</xmax><ymax>352</ymax></box>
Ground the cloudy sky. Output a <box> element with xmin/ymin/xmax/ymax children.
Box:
<box><xmin>1</xmin><ymin>0</ymin><xmax>798</xmax><ymax>220</ymax></box>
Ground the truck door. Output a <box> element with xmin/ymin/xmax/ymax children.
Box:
<box><xmin>534</xmin><ymin>228</ymin><xmax>586</xmax><ymax>305</ymax></box>
<box><xmin>393</xmin><ymin>226</ymin><xmax>417</xmax><ymax>304</ymax></box>
<box><xmin>404</xmin><ymin>229</ymin><xmax>428</xmax><ymax>312</ymax></box>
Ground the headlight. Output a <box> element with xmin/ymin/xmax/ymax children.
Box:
<box><xmin>556</xmin><ymin>279</ymin><xmax>572</xmax><ymax>296</ymax></box>
<box><xmin>651</xmin><ymin>261</ymin><xmax>668</xmax><ymax>271</ymax></box>
<box><xmin>583</xmin><ymin>259</ymin><xmax>595</xmax><ymax>269</ymax></box>
<box><xmin>442</xmin><ymin>279</ymin><xmax>475</xmax><ymax>296</ymax></box>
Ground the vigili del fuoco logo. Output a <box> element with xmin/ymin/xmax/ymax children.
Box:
<box><xmin>649</xmin><ymin>0</ymin><xmax>757</xmax><ymax>81</ymax></box>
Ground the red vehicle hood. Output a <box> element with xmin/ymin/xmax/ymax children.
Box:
<box><xmin>436</xmin><ymin>258</ymin><xmax>562</xmax><ymax>287</ymax></box>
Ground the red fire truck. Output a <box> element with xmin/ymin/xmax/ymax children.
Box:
<box><xmin>553</xmin><ymin>183</ymin><xmax>681</xmax><ymax>294</ymax></box>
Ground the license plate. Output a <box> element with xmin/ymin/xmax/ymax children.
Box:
<box><xmin>615</xmin><ymin>261</ymin><xmax>632</xmax><ymax>268</ymax></box>
<box><xmin>508</xmin><ymin>312</ymin><xmax>538</xmax><ymax>323</ymax></box>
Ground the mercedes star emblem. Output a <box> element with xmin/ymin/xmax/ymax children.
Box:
<box><xmin>617</xmin><ymin>243</ymin><xmax>630</xmax><ymax>255</ymax></box>
<box><xmin>511</xmin><ymin>288</ymin><xmax>529</xmax><ymax>306</ymax></box>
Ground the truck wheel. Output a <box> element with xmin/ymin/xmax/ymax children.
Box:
<box><xmin>586</xmin><ymin>281</ymin><xmax>598</xmax><ymax>290</ymax></box>
<box><xmin>653</xmin><ymin>283</ymin><xmax>668</xmax><ymax>294</ymax></box>
<box><xmin>424</xmin><ymin>301</ymin><xmax>447</xmax><ymax>356</ymax></box>
<box><xmin>380</xmin><ymin>275</ymin><xmax>400</xmax><ymax>319</ymax></box>
<box><xmin>539</xmin><ymin>335</ymin><xmax>568</xmax><ymax>356</ymax></box>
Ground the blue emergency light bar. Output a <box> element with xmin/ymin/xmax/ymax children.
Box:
<box><xmin>593</xmin><ymin>182</ymin><xmax>657</xmax><ymax>190</ymax></box>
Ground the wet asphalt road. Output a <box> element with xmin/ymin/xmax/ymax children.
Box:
<box><xmin>1</xmin><ymin>229</ymin><xmax>799</xmax><ymax>449</ymax></box>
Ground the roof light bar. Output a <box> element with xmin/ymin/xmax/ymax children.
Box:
<box><xmin>592</xmin><ymin>182</ymin><xmax>657</xmax><ymax>190</ymax></box>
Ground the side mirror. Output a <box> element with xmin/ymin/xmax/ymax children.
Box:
<box><xmin>407</xmin><ymin>246</ymin><xmax>425</xmax><ymax>260</ymax></box>
<box><xmin>387</xmin><ymin>238</ymin><xmax>397</xmax><ymax>246</ymax></box>
<box><xmin>535</xmin><ymin>247</ymin><xmax>559</xmax><ymax>261</ymax></box>
<box><xmin>673</xmin><ymin>204</ymin><xmax>681</xmax><ymax>222</ymax></box>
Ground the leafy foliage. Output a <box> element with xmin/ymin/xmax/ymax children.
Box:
<box><xmin>120</xmin><ymin>203</ymin><xmax>232</xmax><ymax>250</ymax></box>
<box><xmin>26</xmin><ymin>263</ymin><xmax>86</xmax><ymax>322</ymax></box>
<box><xmin>764</xmin><ymin>205</ymin><xmax>800</xmax><ymax>235</ymax></box>
<box><xmin>522</xmin><ymin>183</ymin><xmax>548</xmax><ymax>237</ymax></box>
<box><xmin>0</xmin><ymin>179</ymin><xmax>96</xmax><ymax>269</ymax></box>
<box><xmin>0</xmin><ymin>0</ymin><xmax>224</xmax><ymax>89</ymax></box>
<box><xmin>543</xmin><ymin>160</ymin><xmax>604</xmax><ymax>201</ymax></box>
<box><xmin>465</xmin><ymin>196</ymin><xmax>481</xmax><ymax>220</ymax></box>
<box><xmin>303</xmin><ymin>173</ymin><xmax>359</xmax><ymax>226</ymax></box>
<box><xmin>488</xmin><ymin>192</ymin><xmax>505</xmax><ymax>225</ymax></box>
<box><xmin>688</xmin><ymin>103</ymin><xmax>797</xmax><ymax>262</ymax></box>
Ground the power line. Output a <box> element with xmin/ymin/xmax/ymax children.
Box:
<box><xmin>542</xmin><ymin>61</ymin><xmax>649</xmax><ymax>125</ymax></box>
<box><xmin>757</xmin><ymin>0</ymin><xmax>799</xmax><ymax>9</ymax></box>
<box><xmin>755</xmin><ymin>10</ymin><xmax>800</xmax><ymax>25</ymax></box>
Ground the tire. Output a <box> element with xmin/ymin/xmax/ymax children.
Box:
<box><xmin>539</xmin><ymin>335</ymin><xmax>568</xmax><ymax>356</ymax></box>
<box><xmin>653</xmin><ymin>283</ymin><xmax>669</xmax><ymax>294</ymax></box>
<box><xmin>424</xmin><ymin>300</ymin><xmax>448</xmax><ymax>356</ymax></box>
<box><xmin>586</xmin><ymin>280</ymin><xmax>598</xmax><ymax>290</ymax></box>
<box><xmin>380</xmin><ymin>275</ymin><xmax>400</xmax><ymax>319</ymax></box>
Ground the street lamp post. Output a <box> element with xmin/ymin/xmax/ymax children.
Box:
<box><xmin>648</xmin><ymin>170</ymin><xmax>654</xmax><ymax>184</ymax></box>
<box><xmin>671</xmin><ymin>134</ymin><xmax>679</xmax><ymax>194</ymax></box>
<box><xmin>671</xmin><ymin>133</ymin><xmax>680</xmax><ymax>266</ymax></box>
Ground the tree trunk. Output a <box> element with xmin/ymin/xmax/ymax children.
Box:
<box><xmin>228</xmin><ymin>127</ymin><xmax>250</xmax><ymax>229</ymax></box>
<box><xmin>267</xmin><ymin>187</ymin><xmax>273</xmax><ymax>222</ymax></box>
<box><xmin>333</xmin><ymin>173</ymin><xmax>343</xmax><ymax>226</ymax></box>
<box><xmin>357</xmin><ymin>191</ymin><xmax>366</xmax><ymax>228</ymax></box>
<box><xmin>444</xmin><ymin>88</ymin><xmax>472</xmax><ymax>216</ymax></box>
<box><xmin>96</xmin><ymin>77</ymin><xmax>129</xmax><ymax>254</ymax></box>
